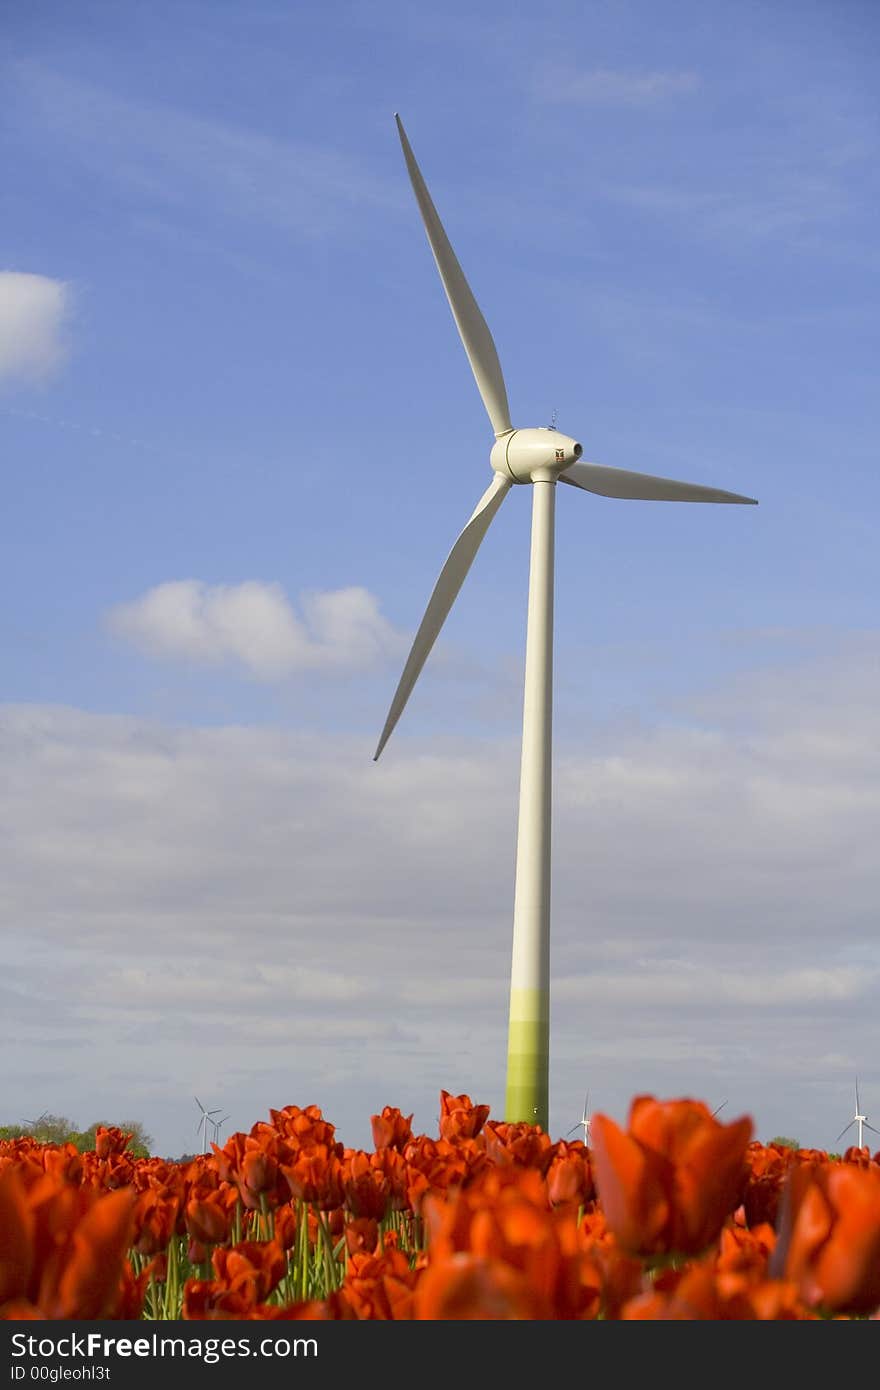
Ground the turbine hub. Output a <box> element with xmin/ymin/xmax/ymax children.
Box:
<box><xmin>490</xmin><ymin>427</ymin><xmax>582</xmax><ymax>484</ymax></box>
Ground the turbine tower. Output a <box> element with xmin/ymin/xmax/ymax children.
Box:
<box><xmin>374</xmin><ymin>115</ymin><xmax>758</xmax><ymax>1131</ymax></box>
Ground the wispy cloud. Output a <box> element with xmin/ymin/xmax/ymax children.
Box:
<box><xmin>604</xmin><ymin>173</ymin><xmax>851</xmax><ymax>244</ymax></box>
<box><xmin>106</xmin><ymin>580</ymin><xmax>407</xmax><ymax>678</ymax></box>
<box><xmin>0</xmin><ymin>271</ymin><xmax>70</xmax><ymax>382</ymax></box>
<box><xmin>2</xmin><ymin>636</ymin><xmax>879</xmax><ymax>1152</ymax></box>
<box><xmin>12</xmin><ymin>63</ymin><xmax>399</xmax><ymax>238</ymax></box>
<box><xmin>533</xmin><ymin>65</ymin><xmax>700</xmax><ymax>107</ymax></box>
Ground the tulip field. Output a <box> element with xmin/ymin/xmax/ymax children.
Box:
<box><xmin>2</xmin><ymin>1091</ymin><xmax>879</xmax><ymax>1320</ymax></box>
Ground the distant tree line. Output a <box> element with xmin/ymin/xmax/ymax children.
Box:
<box><xmin>0</xmin><ymin>1113</ymin><xmax>152</xmax><ymax>1158</ymax></box>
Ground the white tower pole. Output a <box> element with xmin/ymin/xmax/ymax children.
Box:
<box><xmin>505</xmin><ymin>473</ymin><xmax>556</xmax><ymax>1130</ymax></box>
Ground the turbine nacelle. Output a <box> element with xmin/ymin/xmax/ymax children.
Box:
<box><xmin>491</xmin><ymin>427</ymin><xmax>583</xmax><ymax>484</ymax></box>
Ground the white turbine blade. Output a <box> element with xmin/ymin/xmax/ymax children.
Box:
<box><xmin>374</xmin><ymin>472</ymin><xmax>511</xmax><ymax>760</ymax></box>
<box><xmin>856</xmin><ymin>1079</ymin><xmax>861</xmax><ymax>1111</ymax></box>
<box><xmin>863</xmin><ymin>1121</ymin><xmax>880</xmax><ymax>1136</ymax></box>
<box><xmin>395</xmin><ymin>115</ymin><xmax>512</xmax><ymax>438</ymax></box>
<box><xmin>835</xmin><ymin>1119</ymin><xmax>856</xmax><ymax>1143</ymax></box>
<box><xmin>559</xmin><ymin>461</ymin><xmax>758</xmax><ymax>505</ymax></box>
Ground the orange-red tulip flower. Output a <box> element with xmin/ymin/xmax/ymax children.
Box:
<box><xmin>344</xmin><ymin>1217</ymin><xmax>380</xmax><ymax>1256</ymax></box>
<box><xmin>336</xmin><ymin>1247</ymin><xmax>418</xmax><ymax>1320</ymax></box>
<box><xmin>740</xmin><ymin>1141</ymin><xmax>799</xmax><ymax>1227</ymax></box>
<box><xmin>267</xmin><ymin>1106</ymin><xmax>340</xmax><ymax>1152</ymax></box>
<box><xmin>40</xmin><ymin>1144</ymin><xmax>84</xmax><ymax>1186</ymax></box>
<box><xmin>482</xmin><ymin>1121</ymin><xmax>556</xmax><ymax>1173</ymax></box>
<box><xmin>211</xmin><ymin>1239</ymin><xmax>287</xmax><ymax>1304</ymax></box>
<box><xmin>771</xmin><ymin>1161</ymin><xmax>880</xmax><ymax>1314</ymax></box>
<box><xmin>95</xmin><ymin>1127</ymin><xmax>133</xmax><ymax>1159</ymax></box>
<box><xmin>182</xmin><ymin>1281</ymin><xmax>255</xmax><ymax>1320</ymax></box>
<box><xmin>415</xmin><ymin>1255</ymin><xmax>557</xmax><ymax>1319</ymax></box>
<box><xmin>342</xmin><ymin>1151</ymin><xmax>391</xmax><ymax>1221</ymax></box>
<box><xmin>590</xmin><ymin>1095</ymin><xmax>753</xmax><ymax>1255</ymax></box>
<box><xmin>420</xmin><ymin>1167</ymin><xmax>602</xmax><ymax>1320</ymax></box>
<box><xmin>620</xmin><ymin>1262</ymin><xmax>815</xmax><ymax>1319</ymax></box>
<box><xmin>438</xmin><ymin>1090</ymin><xmax>491</xmax><ymax>1142</ymax></box>
<box><xmin>402</xmin><ymin>1135</ymin><xmax>490</xmax><ymax>1210</ymax></box>
<box><xmin>546</xmin><ymin>1142</ymin><xmax>595</xmax><ymax>1207</ymax></box>
<box><xmin>273</xmin><ymin>1203</ymin><xmax>298</xmax><ymax>1252</ymax></box>
<box><xmin>0</xmin><ymin>1169</ymin><xmax>139</xmax><ymax>1320</ymax></box>
<box><xmin>132</xmin><ymin>1188</ymin><xmax>179</xmax><ymax>1256</ymax></box>
<box><xmin>370</xmin><ymin>1107</ymin><xmax>414</xmax><ymax>1152</ymax></box>
<box><xmin>0</xmin><ymin>1168</ymin><xmax>32</xmax><ymax>1307</ymax></box>
<box><xmin>238</xmin><ymin>1147</ymin><xmax>281</xmax><ymax>1210</ymax></box>
<box><xmin>185</xmin><ymin>1194</ymin><xmax>230</xmax><ymax>1247</ymax></box>
<box><xmin>282</xmin><ymin>1146</ymin><xmax>345</xmax><ymax>1210</ymax></box>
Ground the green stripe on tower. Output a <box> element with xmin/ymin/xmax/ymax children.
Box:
<box><xmin>504</xmin><ymin>989</ymin><xmax>549</xmax><ymax>1130</ymax></box>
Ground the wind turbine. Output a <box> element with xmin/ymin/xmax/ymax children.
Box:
<box><xmin>195</xmin><ymin>1096</ymin><xmax>221</xmax><ymax>1155</ymax></box>
<box><xmin>211</xmin><ymin>1112</ymin><xmax>231</xmax><ymax>1146</ymax></box>
<box><xmin>374</xmin><ymin>115</ymin><xmax>758</xmax><ymax>1132</ymax></box>
<box><xmin>566</xmin><ymin>1090</ymin><xmax>591</xmax><ymax>1144</ymax></box>
<box><xmin>835</xmin><ymin>1080</ymin><xmax>880</xmax><ymax>1151</ymax></box>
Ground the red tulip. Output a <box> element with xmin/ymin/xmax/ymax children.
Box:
<box><xmin>185</xmin><ymin>1193</ymin><xmax>230</xmax><ymax>1246</ymax></box>
<box><xmin>482</xmin><ymin>1121</ymin><xmax>556</xmax><ymax>1173</ymax></box>
<box><xmin>419</xmin><ymin>1167</ymin><xmax>601</xmax><ymax>1319</ymax></box>
<box><xmin>590</xmin><ymin>1095</ymin><xmax>753</xmax><ymax>1255</ymax></box>
<box><xmin>211</xmin><ymin>1239</ymin><xmax>287</xmax><ymax>1304</ymax></box>
<box><xmin>0</xmin><ymin>1167</ymin><xmax>33</xmax><ymax>1305</ymax></box>
<box><xmin>620</xmin><ymin>1262</ymin><xmax>814</xmax><ymax>1319</ymax></box>
<box><xmin>281</xmin><ymin>1146</ymin><xmax>344</xmax><ymax>1210</ymax></box>
<box><xmin>342</xmin><ymin>1151</ymin><xmax>390</xmax><ymax>1221</ymax></box>
<box><xmin>132</xmin><ymin>1188</ymin><xmax>179</xmax><ymax>1256</ymax></box>
<box><xmin>0</xmin><ymin>1168</ymin><xmax>139</xmax><ymax>1319</ymax></box>
<box><xmin>337</xmin><ymin>1247</ymin><xmax>419</xmax><ymax>1320</ymax></box>
<box><xmin>438</xmin><ymin>1090</ymin><xmax>491</xmax><ymax>1142</ymax></box>
<box><xmin>370</xmin><ymin>1107</ymin><xmax>414</xmax><ymax>1152</ymax></box>
<box><xmin>771</xmin><ymin>1161</ymin><xmax>880</xmax><ymax>1314</ymax></box>
<box><xmin>95</xmin><ymin>1127</ymin><xmax>132</xmax><ymax>1159</ymax></box>
<box><xmin>344</xmin><ymin>1217</ymin><xmax>380</xmax><ymax>1256</ymax></box>
<box><xmin>545</xmin><ymin>1142</ymin><xmax>595</xmax><ymax>1207</ymax></box>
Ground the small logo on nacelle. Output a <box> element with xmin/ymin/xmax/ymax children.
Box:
<box><xmin>555</xmin><ymin>449</ymin><xmax>565</xmax><ymax>461</ymax></box>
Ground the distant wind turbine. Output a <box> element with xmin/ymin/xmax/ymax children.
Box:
<box><xmin>374</xmin><ymin>115</ymin><xmax>758</xmax><ymax>1132</ymax></box>
<box><xmin>195</xmin><ymin>1096</ymin><xmax>221</xmax><ymax>1155</ymax></box>
<box><xmin>835</xmin><ymin>1080</ymin><xmax>880</xmax><ymax>1150</ymax></box>
<box><xmin>211</xmin><ymin>1113</ymin><xmax>231</xmax><ymax>1146</ymax></box>
<box><xmin>566</xmin><ymin>1091</ymin><xmax>591</xmax><ymax>1144</ymax></box>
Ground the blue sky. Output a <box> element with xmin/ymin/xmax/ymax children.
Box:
<box><xmin>2</xmin><ymin>0</ymin><xmax>878</xmax><ymax>1158</ymax></box>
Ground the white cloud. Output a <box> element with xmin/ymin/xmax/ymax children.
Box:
<box><xmin>0</xmin><ymin>271</ymin><xmax>69</xmax><ymax>381</ymax></box>
<box><xmin>106</xmin><ymin>580</ymin><xmax>407</xmax><ymax>678</ymax></box>
<box><xmin>535</xmin><ymin>66</ymin><xmax>700</xmax><ymax>107</ymax></box>
<box><xmin>2</xmin><ymin>636</ymin><xmax>880</xmax><ymax>1155</ymax></box>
